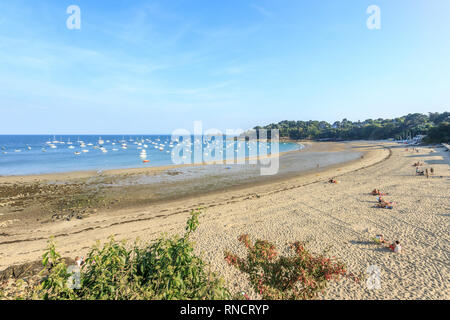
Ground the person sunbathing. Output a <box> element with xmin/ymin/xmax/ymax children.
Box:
<box><xmin>376</xmin><ymin>198</ymin><xmax>394</xmax><ymax>209</ymax></box>
<box><xmin>374</xmin><ymin>234</ymin><xmax>386</xmax><ymax>244</ymax></box>
<box><xmin>329</xmin><ymin>179</ymin><xmax>338</xmax><ymax>184</ymax></box>
<box><xmin>371</xmin><ymin>189</ymin><xmax>388</xmax><ymax>196</ymax></box>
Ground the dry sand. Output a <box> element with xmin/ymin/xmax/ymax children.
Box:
<box><xmin>0</xmin><ymin>141</ymin><xmax>448</xmax><ymax>299</ymax></box>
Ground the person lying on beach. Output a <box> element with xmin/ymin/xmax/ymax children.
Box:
<box><xmin>371</xmin><ymin>189</ymin><xmax>388</xmax><ymax>196</ymax></box>
<box><xmin>377</xmin><ymin>198</ymin><xmax>393</xmax><ymax>208</ymax></box>
<box><xmin>389</xmin><ymin>241</ymin><xmax>402</xmax><ymax>253</ymax></box>
<box><xmin>329</xmin><ymin>179</ymin><xmax>338</xmax><ymax>184</ymax></box>
<box><xmin>377</xmin><ymin>196</ymin><xmax>387</xmax><ymax>203</ymax></box>
<box><xmin>373</xmin><ymin>234</ymin><xmax>386</xmax><ymax>244</ymax></box>
<box><xmin>375</xmin><ymin>198</ymin><xmax>394</xmax><ymax>209</ymax></box>
<box><xmin>412</xmin><ymin>162</ymin><xmax>423</xmax><ymax>167</ymax></box>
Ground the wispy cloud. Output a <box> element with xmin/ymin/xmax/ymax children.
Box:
<box><xmin>86</xmin><ymin>2</ymin><xmax>193</xmax><ymax>50</ymax></box>
<box><xmin>251</xmin><ymin>4</ymin><xmax>273</xmax><ymax>18</ymax></box>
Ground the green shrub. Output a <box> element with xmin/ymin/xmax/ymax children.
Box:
<box><xmin>27</xmin><ymin>210</ymin><xmax>230</xmax><ymax>300</ymax></box>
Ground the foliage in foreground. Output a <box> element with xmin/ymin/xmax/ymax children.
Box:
<box><xmin>225</xmin><ymin>235</ymin><xmax>359</xmax><ymax>300</ymax></box>
<box><xmin>25</xmin><ymin>210</ymin><xmax>230</xmax><ymax>300</ymax></box>
<box><xmin>1</xmin><ymin>211</ymin><xmax>361</xmax><ymax>300</ymax></box>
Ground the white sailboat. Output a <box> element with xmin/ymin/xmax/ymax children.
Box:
<box><xmin>139</xmin><ymin>148</ymin><xmax>147</xmax><ymax>159</ymax></box>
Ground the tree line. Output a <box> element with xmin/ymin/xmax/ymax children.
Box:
<box><xmin>254</xmin><ymin>112</ymin><xmax>449</xmax><ymax>143</ymax></box>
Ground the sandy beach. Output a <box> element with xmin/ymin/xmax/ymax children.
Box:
<box><xmin>0</xmin><ymin>141</ymin><xmax>448</xmax><ymax>299</ymax></box>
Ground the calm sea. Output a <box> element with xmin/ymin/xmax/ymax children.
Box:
<box><xmin>0</xmin><ymin>135</ymin><xmax>302</xmax><ymax>176</ymax></box>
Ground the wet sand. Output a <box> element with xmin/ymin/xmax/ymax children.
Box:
<box><xmin>1</xmin><ymin>141</ymin><xmax>448</xmax><ymax>299</ymax></box>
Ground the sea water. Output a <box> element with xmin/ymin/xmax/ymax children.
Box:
<box><xmin>0</xmin><ymin>135</ymin><xmax>302</xmax><ymax>176</ymax></box>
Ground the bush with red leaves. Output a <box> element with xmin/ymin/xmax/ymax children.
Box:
<box><xmin>225</xmin><ymin>235</ymin><xmax>359</xmax><ymax>300</ymax></box>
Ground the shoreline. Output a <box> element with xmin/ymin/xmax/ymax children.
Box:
<box><xmin>0</xmin><ymin>139</ymin><xmax>380</xmax><ymax>183</ymax></box>
<box><xmin>0</xmin><ymin>141</ymin><xmax>377</xmax><ymax>230</ymax></box>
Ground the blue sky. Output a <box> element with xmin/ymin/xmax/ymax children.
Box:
<box><xmin>0</xmin><ymin>0</ymin><xmax>449</xmax><ymax>134</ymax></box>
